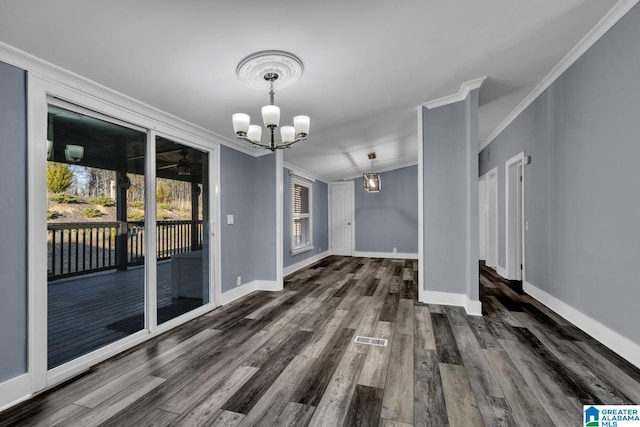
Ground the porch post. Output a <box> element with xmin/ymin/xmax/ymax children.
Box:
<box><xmin>191</xmin><ymin>181</ymin><xmax>199</xmax><ymax>251</ymax></box>
<box><xmin>116</xmin><ymin>171</ymin><xmax>128</xmax><ymax>271</ymax></box>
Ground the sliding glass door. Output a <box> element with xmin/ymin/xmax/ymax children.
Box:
<box><xmin>155</xmin><ymin>136</ymin><xmax>210</xmax><ymax>324</ymax></box>
<box><xmin>46</xmin><ymin>103</ymin><xmax>147</xmax><ymax>368</ymax></box>
<box><xmin>44</xmin><ymin>103</ymin><xmax>214</xmax><ymax>370</ymax></box>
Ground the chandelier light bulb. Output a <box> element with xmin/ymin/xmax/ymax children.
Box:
<box><xmin>293</xmin><ymin>115</ymin><xmax>310</xmax><ymax>136</ymax></box>
<box><xmin>262</xmin><ymin>105</ymin><xmax>280</xmax><ymax>127</ymax></box>
<box><xmin>281</xmin><ymin>126</ymin><xmax>295</xmax><ymax>143</ymax></box>
<box><xmin>369</xmin><ymin>178</ymin><xmax>376</xmax><ymax>187</ymax></box>
<box><xmin>232</xmin><ymin>113</ymin><xmax>250</xmax><ymax>134</ymax></box>
<box><xmin>247</xmin><ymin>125</ymin><xmax>262</xmax><ymax>143</ymax></box>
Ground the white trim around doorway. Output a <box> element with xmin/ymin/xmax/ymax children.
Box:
<box><xmin>328</xmin><ymin>181</ymin><xmax>355</xmax><ymax>257</ymax></box>
<box><xmin>479</xmin><ymin>167</ymin><xmax>498</xmax><ymax>269</ymax></box>
<box><xmin>505</xmin><ymin>152</ymin><xmax>526</xmax><ymax>282</ymax></box>
<box><xmin>24</xmin><ymin>72</ymin><xmax>223</xmax><ymax>408</ymax></box>
<box><xmin>276</xmin><ymin>151</ymin><xmax>284</xmax><ymax>290</ymax></box>
<box><xmin>417</xmin><ymin>106</ymin><xmax>425</xmax><ymax>303</ymax></box>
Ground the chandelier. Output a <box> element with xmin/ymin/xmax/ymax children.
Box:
<box><xmin>232</xmin><ymin>51</ymin><xmax>310</xmax><ymax>151</ymax></box>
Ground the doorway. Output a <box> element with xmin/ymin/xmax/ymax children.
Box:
<box><xmin>329</xmin><ymin>181</ymin><xmax>354</xmax><ymax>256</ymax></box>
<box><xmin>479</xmin><ymin>168</ymin><xmax>498</xmax><ymax>269</ymax></box>
<box><xmin>505</xmin><ymin>153</ymin><xmax>525</xmax><ymax>281</ymax></box>
<box><xmin>34</xmin><ymin>94</ymin><xmax>218</xmax><ymax>392</ymax></box>
<box><xmin>154</xmin><ymin>136</ymin><xmax>211</xmax><ymax>326</ymax></box>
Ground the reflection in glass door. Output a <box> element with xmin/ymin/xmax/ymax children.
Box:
<box><xmin>46</xmin><ymin>104</ymin><xmax>147</xmax><ymax>369</ymax></box>
<box><xmin>155</xmin><ymin>137</ymin><xmax>209</xmax><ymax>324</ymax></box>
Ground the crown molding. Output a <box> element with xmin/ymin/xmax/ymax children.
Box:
<box><xmin>0</xmin><ymin>41</ymin><xmax>258</xmax><ymax>157</ymax></box>
<box><xmin>422</xmin><ymin>77</ymin><xmax>487</xmax><ymax>110</ymax></box>
<box><xmin>480</xmin><ymin>0</ymin><xmax>640</xmax><ymax>152</ymax></box>
<box><xmin>283</xmin><ymin>162</ymin><xmax>330</xmax><ymax>183</ymax></box>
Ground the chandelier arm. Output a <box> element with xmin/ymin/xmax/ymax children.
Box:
<box><xmin>276</xmin><ymin>135</ymin><xmax>308</xmax><ymax>149</ymax></box>
<box><xmin>235</xmin><ymin>133</ymin><xmax>307</xmax><ymax>150</ymax></box>
<box><xmin>236</xmin><ymin>135</ymin><xmax>272</xmax><ymax>150</ymax></box>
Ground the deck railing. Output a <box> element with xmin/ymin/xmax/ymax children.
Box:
<box><xmin>47</xmin><ymin>220</ymin><xmax>203</xmax><ymax>280</ymax></box>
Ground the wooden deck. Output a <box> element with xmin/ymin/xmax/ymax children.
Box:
<box><xmin>48</xmin><ymin>261</ymin><xmax>203</xmax><ymax>368</ymax></box>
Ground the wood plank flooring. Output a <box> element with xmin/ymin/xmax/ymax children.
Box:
<box><xmin>2</xmin><ymin>257</ymin><xmax>639</xmax><ymax>426</ymax></box>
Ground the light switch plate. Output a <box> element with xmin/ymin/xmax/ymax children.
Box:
<box><xmin>227</xmin><ymin>214</ymin><xmax>234</xmax><ymax>225</ymax></box>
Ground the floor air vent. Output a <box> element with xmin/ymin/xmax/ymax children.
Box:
<box><xmin>354</xmin><ymin>336</ymin><xmax>388</xmax><ymax>347</ymax></box>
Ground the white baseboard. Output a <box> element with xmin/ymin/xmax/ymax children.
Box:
<box><xmin>420</xmin><ymin>290</ymin><xmax>482</xmax><ymax>316</ymax></box>
<box><xmin>0</xmin><ymin>373</ymin><xmax>31</xmax><ymax>412</ymax></box>
<box><xmin>524</xmin><ymin>281</ymin><xmax>640</xmax><ymax>369</ymax></box>
<box><xmin>422</xmin><ymin>290</ymin><xmax>465</xmax><ymax>307</ymax></box>
<box><xmin>220</xmin><ymin>280</ymin><xmax>282</xmax><ymax>305</ymax></box>
<box><xmin>220</xmin><ymin>282</ymin><xmax>256</xmax><ymax>305</ymax></box>
<box><xmin>353</xmin><ymin>251</ymin><xmax>418</xmax><ymax>260</ymax></box>
<box><xmin>496</xmin><ymin>265</ymin><xmax>508</xmax><ymax>278</ymax></box>
<box><xmin>465</xmin><ymin>297</ymin><xmax>483</xmax><ymax>316</ymax></box>
<box><xmin>255</xmin><ymin>280</ymin><xmax>281</xmax><ymax>292</ymax></box>
<box><xmin>283</xmin><ymin>251</ymin><xmax>331</xmax><ymax>277</ymax></box>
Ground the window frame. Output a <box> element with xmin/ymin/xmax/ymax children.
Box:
<box><xmin>290</xmin><ymin>174</ymin><xmax>314</xmax><ymax>255</ymax></box>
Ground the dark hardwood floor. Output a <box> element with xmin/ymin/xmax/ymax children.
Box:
<box><xmin>1</xmin><ymin>256</ymin><xmax>639</xmax><ymax>426</ymax></box>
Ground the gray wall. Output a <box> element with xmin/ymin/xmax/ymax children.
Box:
<box><xmin>479</xmin><ymin>93</ymin><xmax>550</xmax><ymax>286</ymax></box>
<box><xmin>220</xmin><ymin>146</ymin><xmax>277</xmax><ymax>292</ymax></box>
<box><xmin>423</xmin><ymin>101</ymin><xmax>468</xmax><ymax>294</ymax></box>
<box><xmin>0</xmin><ymin>61</ymin><xmax>28</xmax><ymax>382</ymax></box>
<box><xmin>466</xmin><ymin>90</ymin><xmax>480</xmax><ymax>301</ymax></box>
<box><xmin>283</xmin><ymin>168</ymin><xmax>329</xmax><ymax>267</ymax></box>
<box><xmin>253</xmin><ymin>154</ymin><xmax>277</xmax><ymax>279</ymax></box>
<box><xmin>479</xmin><ymin>3</ymin><xmax>640</xmax><ymax>344</ymax></box>
<box><xmin>354</xmin><ymin>165</ymin><xmax>418</xmax><ymax>253</ymax></box>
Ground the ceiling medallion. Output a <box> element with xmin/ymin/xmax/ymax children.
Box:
<box><xmin>232</xmin><ymin>50</ymin><xmax>310</xmax><ymax>151</ymax></box>
<box><xmin>236</xmin><ymin>50</ymin><xmax>304</xmax><ymax>91</ymax></box>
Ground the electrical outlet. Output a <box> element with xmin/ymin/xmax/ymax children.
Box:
<box><xmin>318</xmin><ymin>247</ymin><xmax>321</xmax><ymax>253</ymax></box>
<box><xmin>236</xmin><ymin>275</ymin><xmax>242</xmax><ymax>286</ymax></box>
<box><xmin>392</xmin><ymin>247</ymin><xmax>397</xmax><ymax>253</ymax></box>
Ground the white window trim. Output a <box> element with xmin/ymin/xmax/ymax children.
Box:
<box><xmin>290</xmin><ymin>174</ymin><xmax>314</xmax><ymax>255</ymax></box>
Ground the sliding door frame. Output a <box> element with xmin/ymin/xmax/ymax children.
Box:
<box><xmin>27</xmin><ymin>74</ymin><xmax>221</xmax><ymax>395</ymax></box>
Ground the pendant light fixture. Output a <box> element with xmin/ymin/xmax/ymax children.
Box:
<box><xmin>363</xmin><ymin>152</ymin><xmax>381</xmax><ymax>193</ymax></box>
<box><xmin>232</xmin><ymin>51</ymin><xmax>310</xmax><ymax>151</ymax></box>
<box><xmin>176</xmin><ymin>149</ymin><xmax>192</xmax><ymax>176</ymax></box>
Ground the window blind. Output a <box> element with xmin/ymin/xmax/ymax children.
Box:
<box><xmin>290</xmin><ymin>174</ymin><xmax>313</xmax><ymax>253</ymax></box>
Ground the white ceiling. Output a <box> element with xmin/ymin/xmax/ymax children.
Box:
<box><xmin>0</xmin><ymin>0</ymin><xmax>618</xmax><ymax>181</ymax></box>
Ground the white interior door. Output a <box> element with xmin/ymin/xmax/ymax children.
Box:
<box><xmin>516</xmin><ymin>163</ymin><xmax>524</xmax><ymax>280</ymax></box>
<box><xmin>330</xmin><ymin>181</ymin><xmax>354</xmax><ymax>256</ymax></box>
<box><xmin>506</xmin><ymin>153</ymin><xmax>525</xmax><ymax>280</ymax></box>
